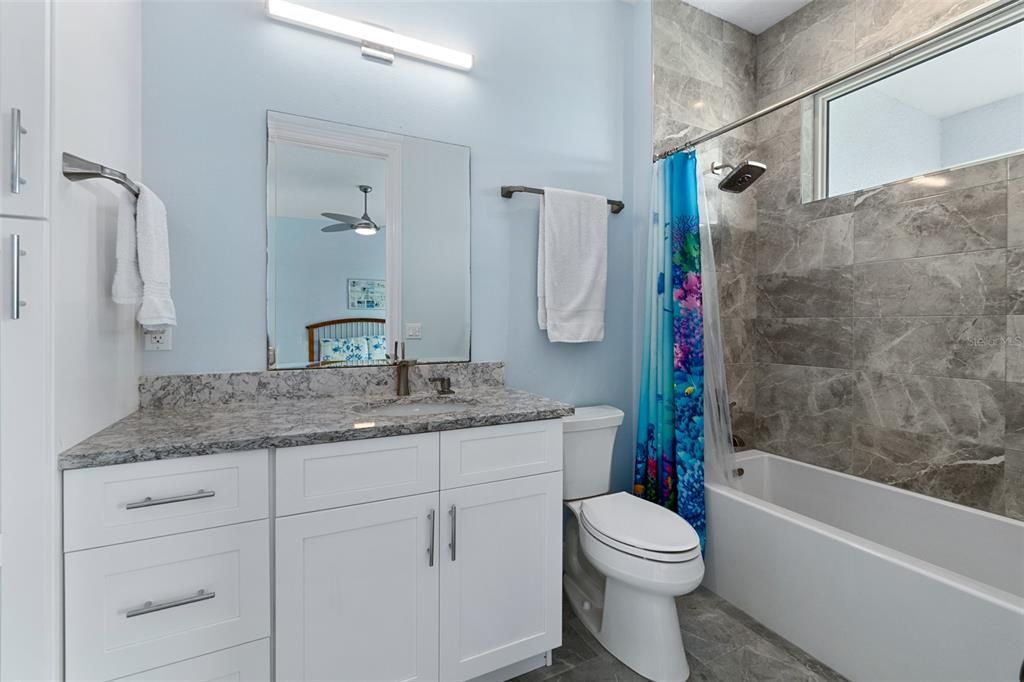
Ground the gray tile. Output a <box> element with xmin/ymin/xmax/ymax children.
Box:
<box><xmin>516</xmin><ymin>617</ymin><xmax>602</xmax><ymax>682</ymax></box>
<box><xmin>854</xmin><ymin>371</ymin><xmax>1005</xmax><ymax>447</ymax></box>
<box><xmin>713</xmin><ymin>223</ymin><xmax>757</xmax><ymax>275</ymax></box>
<box><xmin>852</xmin><ymin>157</ymin><xmax>1007</xmax><ymax>212</ymax></box>
<box><xmin>679</xmin><ymin>604</ymin><xmax>758</xmax><ymax>664</ymax></box>
<box><xmin>720</xmin><ymin>271</ymin><xmax>757</xmax><ymax>318</ymax></box>
<box><xmin>1010</xmin><ymin>154</ymin><xmax>1024</xmax><ymax>181</ymax></box>
<box><xmin>1007</xmin><ymin>316</ymin><xmax>1024</xmax><ymax>383</ymax></box>
<box><xmin>723</xmin><ymin>318</ymin><xmax>754</xmax><ymax>365</ymax></box>
<box><xmin>706</xmin><ymin>637</ymin><xmax>828</xmax><ymax>682</ymax></box>
<box><xmin>757</xmin><ymin>211</ymin><xmax>854</xmax><ymax>274</ymax></box>
<box><xmin>727</xmin><ymin>363</ymin><xmax>757</xmax><ymax>447</ymax></box>
<box><xmin>1006</xmin><ymin>381</ymin><xmax>1024</xmax><ymax>451</ymax></box>
<box><xmin>756</xmin><ymin>364</ymin><xmax>857</xmax><ymax>470</ymax></box>
<box><xmin>852</xmin><ymin>316</ymin><xmax>1006</xmax><ymax>380</ymax></box>
<box><xmin>549</xmin><ymin>654</ymin><xmax>648</xmax><ymax>682</ymax></box>
<box><xmin>756</xmin><ymin>266</ymin><xmax>854</xmax><ymax>318</ymax></box>
<box><xmin>1009</xmin><ymin>248</ymin><xmax>1024</xmax><ymax>314</ymax></box>
<box><xmin>755</xmin><ymin>318</ymin><xmax>853</xmax><ymax>368</ymax></box>
<box><xmin>853</xmin><ymin>183</ymin><xmax>1007</xmax><ymax>263</ymax></box>
<box><xmin>854</xmin><ymin>0</ymin><xmax>987</xmax><ymax>59</ymax></box>
<box><xmin>851</xmin><ymin>423</ymin><xmax>1005</xmax><ymax>514</ymax></box>
<box><xmin>1010</xmin><ymin>178</ymin><xmax>1024</xmax><ymax>248</ymax></box>
<box><xmin>852</xmin><ymin>250</ymin><xmax>1007</xmax><ymax>317</ymax></box>
<box><xmin>756</xmin><ymin>0</ymin><xmax>854</xmax><ymax>99</ymax></box>
<box><xmin>1005</xmin><ymin>448</ymin><xmax>1024</xmax><ymax>521</ymax></box>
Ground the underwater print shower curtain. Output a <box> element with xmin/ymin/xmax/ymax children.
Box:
<box><xmin>634</xmin><ymin>150</ymin><xmax>706</xmax><ymax>547</ymax></box>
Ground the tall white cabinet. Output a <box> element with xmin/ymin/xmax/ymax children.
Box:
<box><xmin>0</xmin><ymin>1</ymin><xmax>55</xmax><ymax>679</ymax></box>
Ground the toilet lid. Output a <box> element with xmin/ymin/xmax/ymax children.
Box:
<box><xmin>580</xmin><ymin>492</ymin><xmax>700</xmax><ymax>554</ymax></box>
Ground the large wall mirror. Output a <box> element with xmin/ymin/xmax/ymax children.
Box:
<box><xmin>805</xmin><ymin>3</ymin><xmax>1024</xmax><ymax>200</ymax></box>
<box><xmin>267</xmin><ymin>112</ymin><xmax>470</xmax><ymax>369</ymax></box>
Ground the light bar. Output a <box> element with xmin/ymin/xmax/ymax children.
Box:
<box><xmin>266</xmin><ymin>0</ymin><xmax>474</xmax><ymax>71</ymax></box>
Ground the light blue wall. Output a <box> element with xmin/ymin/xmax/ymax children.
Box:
<box><xmin>271</xmin><ymin>217</ymin><xmax>386</xmax><ymax>367</ymax></box>
<box><xmin>142</xmin><ymin>1</ymin><xmax>649</xmax><ymax>491</ymax></box>
<box><xmin>941</xmin><ymin>93</ymin><xmax>1024</xmax><ymax>168</ymax></box>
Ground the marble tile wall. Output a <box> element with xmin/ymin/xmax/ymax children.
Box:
<box><xmin>653</xmin><ymin>0</ymin><xmax>759</xmax><ymax>445</ymax></box>
<box><xmin>655</xmin><ymin>0</ymin><xmax>1023</xmax><ymax>519</ymax></box>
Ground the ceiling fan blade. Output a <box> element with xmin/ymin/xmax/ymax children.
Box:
<box><xmin>321</xmin><ymin>212</ymin><xmax>360</xmax><ymax>222</ymax></box>
<box><xmin>321</xmin><ymin>223</ymin><xmax>355</xmax><ymax>233</ymax></box>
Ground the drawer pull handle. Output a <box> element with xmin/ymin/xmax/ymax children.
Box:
<box><xmin>449</xmin><ymin>504</ymin><xmax>457</xmax><ymax>562</ymax></box>
<box><xmin>125</xmin><ymin>589</ymin><xmax>215</xmax><ymax>618</ymax></box>
<box><xmin>125</xmin><ymin>489</ymin><xmax>216</xmax><ymax>509</ymax></box>
<box><xmin>427</xmin><ymin>509</ymin><xmax>436</xmax><ymax>567</ymax></box>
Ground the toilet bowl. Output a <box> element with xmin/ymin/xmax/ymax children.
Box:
<box><xmin>561</xmin><ymin>407</ymin><xmax>704</xmax><ymax>682</ymax></box>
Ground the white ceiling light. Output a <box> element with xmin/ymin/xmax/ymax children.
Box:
<box><xmin>266</xmin><ymin>0</ymin><xmax>474</xmax><ymax>71</ymax></box>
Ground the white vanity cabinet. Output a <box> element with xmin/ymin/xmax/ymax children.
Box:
<box><xmin>63</xmin><ymin>451</ymin><xmax>272</xmax><ymax>682</ymax></box>
<box><xmin>275</xmin><ymin>420</ymin><xmax>564</xmax><ymax>682</ymax></box>
<box><xmin>64</xmin><ymin>419</ymin><xmax>564</xmax><ymax>682</ymax></box>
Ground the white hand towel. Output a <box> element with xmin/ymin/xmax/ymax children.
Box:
<box><xmin>135</xmin><ymin>183</ymin><xmax>177</xmax><ymax>329</ymax></box>
<box><xmin>111</xmin><ymin>188</ymin><xmax>143</xmax><ymax>305</ymax></box>
<box><xmin>537</xmin><ymin>187</ymin><xmax>608</xmax><ymax>343</ymax></box>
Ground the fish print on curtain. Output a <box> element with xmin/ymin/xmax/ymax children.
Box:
<box><xmin>634</xmin><ymin>150</ymin><xmax>706</xmax><ymax>547</ymax></box>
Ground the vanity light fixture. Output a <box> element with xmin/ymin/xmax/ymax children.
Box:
<box><xmin>266</xmin><ymin>0</ymin><xmax>474</xmax><ymax>71</ymax></box>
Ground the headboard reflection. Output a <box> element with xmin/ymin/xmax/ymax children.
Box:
<box><xmin>306</xmin><ymin>318</ymin><xmax>387</xmax><ymax>366</ymax></box>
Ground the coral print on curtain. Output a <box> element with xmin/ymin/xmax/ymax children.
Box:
<box><xmin>634</xmin><ymin>150</ymin><xmax>706</xmax><ymax>547</ymax></box>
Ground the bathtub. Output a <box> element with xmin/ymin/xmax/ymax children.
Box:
<box><xmin>703</xmin><ymin>450</ymin><xmax>1024</xmax><ymax>682</ymax></box>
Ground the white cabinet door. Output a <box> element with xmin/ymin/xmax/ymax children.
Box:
<box><xmin>0</xmin><ymin>218</ymin><xmax>54</xmax><ymax>681</ymax></box>
<box><xmin>439</xmin><ymin>472</ymin><xmax>563</xmax><ymax>682</ymax></box>
<box><xmin>112</xmin><ymin>639</ymin><xmax>270</xmax><ymax>682</ymax></box>
<box><xmin>0</xmin><ymin>0</ymin><xmax>49</xmax><ymax>219</ymax></box>
<box><xmin>276</xmin><ymin>492</ymin><xmax>439</xmax><ymax>682</ymax></box>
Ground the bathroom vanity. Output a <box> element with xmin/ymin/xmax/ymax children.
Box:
<box><xmin>60</xmin><ymin>379</ymin><xmax>571</xmax><ymax>682</ymax></box>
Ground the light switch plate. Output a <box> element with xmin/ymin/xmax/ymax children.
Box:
<box><xmin>405</xmin><ymin>322</ymin><xmax>422</xmax><ymax>339</ymax></box>
<box><xmin>144</xmin><ymin>328</ymin><xmax>172</xmax><ymax>351</ymax></box>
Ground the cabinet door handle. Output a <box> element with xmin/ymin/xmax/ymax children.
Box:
<box><xmin>125</xmin><ymin>489</ymin><xmax>216</xmax><ymax>509</ymax></box>
<box><xmin>10</xmin><ymin>234</ymin><xmax>26</xmax><ymax>320</ymax></box>
<box><xmin>448</xmin><ymin>504</ymin><xmax>457</xmax><ymax>562</ymax></box>
<box><xmin>427</xmin><ymin>509</ymin><xmax>436</xmax><ymax>567</ymax></box>
<box><xmin>10</xmin><ymin>108</ymin><xmax>27</xmax><ymax>194</ymax></box>
<box><xmin>125</xmin><ymin>589</ymin><xmax>215</xmax><ymax>618</ymax></box>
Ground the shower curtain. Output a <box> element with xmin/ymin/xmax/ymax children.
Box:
<box><xmin>634</xmin><ymin>150</ymin><xmax>706</xmax><ymax>545</ymax></box>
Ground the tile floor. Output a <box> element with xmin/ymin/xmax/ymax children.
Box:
<box><xmin>512</xmin><ymin>587</ymin><xmax>848</xmax><ymax>682</ymax></box>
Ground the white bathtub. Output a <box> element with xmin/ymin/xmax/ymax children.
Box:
<box><xmin>704</xmin><ymin>450</ymin><xmax>1024</xmax><ymax>682</ymax></box>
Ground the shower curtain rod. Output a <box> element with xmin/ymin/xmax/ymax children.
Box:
<box><xmin>653</xmin><ymin>0</ymin><xmax>1021</xmax><ymax>162</ymax></box>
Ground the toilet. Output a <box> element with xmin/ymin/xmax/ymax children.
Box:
<box><xmin>562</xmin><ymin>406</ymin><xmax>704</xmax><ymax>682</ymax></box>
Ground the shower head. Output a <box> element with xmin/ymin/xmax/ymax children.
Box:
<box><xmin>713</xmin><ymin>160</ymin><xmax>767</xmax><ymax>193</ymax></box>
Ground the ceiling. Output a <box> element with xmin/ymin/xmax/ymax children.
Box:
<box><xmin>869</xmin><ymin>21</ymin><xmax>1024</xmax><ymax>119</ymax></box>
<box><xmin>683</xmin><ymin>0</ymin><xmax>812</xmax><ymax>34</ymax></box>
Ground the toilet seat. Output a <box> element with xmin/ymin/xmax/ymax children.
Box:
<box><xmin>579</xmin><ymin>492</ymin><xmax>701</xmax><ymax>563</ymax></box>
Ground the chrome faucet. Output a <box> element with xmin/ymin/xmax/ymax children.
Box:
<box><xmin>428</xmin><ymin>377</ymin><xmax>455</xmax><ymax>395</ymax></box>
<box><xmin>396</xmin><ymin>359</ymin><xmax>416</xmax><ymax>397</ymax></box>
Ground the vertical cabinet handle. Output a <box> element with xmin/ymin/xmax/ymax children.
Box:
<box><xmin>10</xmin><ymin>108</ymin><xmax>27</xmax><ymax>194</ymax></box>
<box><xmin>10</xmin><ymin>234</ymin><xmax>26</xmax><ymax>319</ymax></box>
<box><xmin>448</xmin><ymin>504</ymin><xmax>457</xmax><ymax>562</ymax></box>
<box><xmin>427</xmin><ymin>509</ymin><xmax>435</xmax><ymax>567</ymax></box>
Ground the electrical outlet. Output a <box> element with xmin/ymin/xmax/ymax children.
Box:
<box><xmin>405</xmin><ymin>322</ymin><xmax>422</xmax><ymax>339</ymax></box>
<box><xmin>144</xmin><ymin>328</ymin><xmax>173</xmax><ymax>351</ymax></box>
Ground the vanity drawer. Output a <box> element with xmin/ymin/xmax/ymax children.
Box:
<box><xmin>276</xmin><ymin>433</ymin><xmax>440</xmax><ymax>515</ymax></box>
<box><xmin>64</xmin><ymin>451</ymin><xmax>269</xmax><ymax>551</ymax></box>
<box><xmin>110</xmin><ymin>639</ymin><xmax>270</xmax><ymax>682</ymax></box>
<box><xmin>65</xmin><ymin>521</ymin><xmax>271</xmax><ymax>682</ymax></box>
<box><xmin>440</xmin><ymin>420</ymin><xmax>563</xmax><ymax>489</ymax></box>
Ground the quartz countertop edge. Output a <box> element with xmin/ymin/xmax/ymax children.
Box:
<box><xmin>59</xmin><ymin>389</ymin><xmax>575</xmax><ymax>471</ymax></box>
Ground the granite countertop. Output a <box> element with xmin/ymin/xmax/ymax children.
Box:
<box><xmin>59</xmin><ymin>388</ymin><xmax>574</xmax><ymax>470</ymax></box>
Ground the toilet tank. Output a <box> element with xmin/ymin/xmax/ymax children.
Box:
<box><xmin>562</xmin><ymin>405</ymin><xmax>624</xmax><ymax>500</ymax></box>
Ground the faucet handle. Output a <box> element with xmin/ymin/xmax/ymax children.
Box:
<box><xmin>428</xmin><ymin>377</ymin><xmax>454</xmax><ymax>395</ymax></box>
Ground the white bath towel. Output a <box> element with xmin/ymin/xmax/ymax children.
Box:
<box><xmin>111</xmin><ymin>188</ymin><xmax>143</xmax><ymax>305</ymax></box>
<box><xmin>537</xmin><ymin>187</ymin><xmax>608</xmax><ymax>343</ymax></box>
<box><xmin>135</xmin><ymin>183</ymin><xmax>177</xmax><ymax>329</ymax></box>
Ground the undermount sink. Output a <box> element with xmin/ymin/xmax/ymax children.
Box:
<box><xmin>367</xmin><ymin>401</ymin><xmax>474</xmax><ymax>417</ymax></box>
